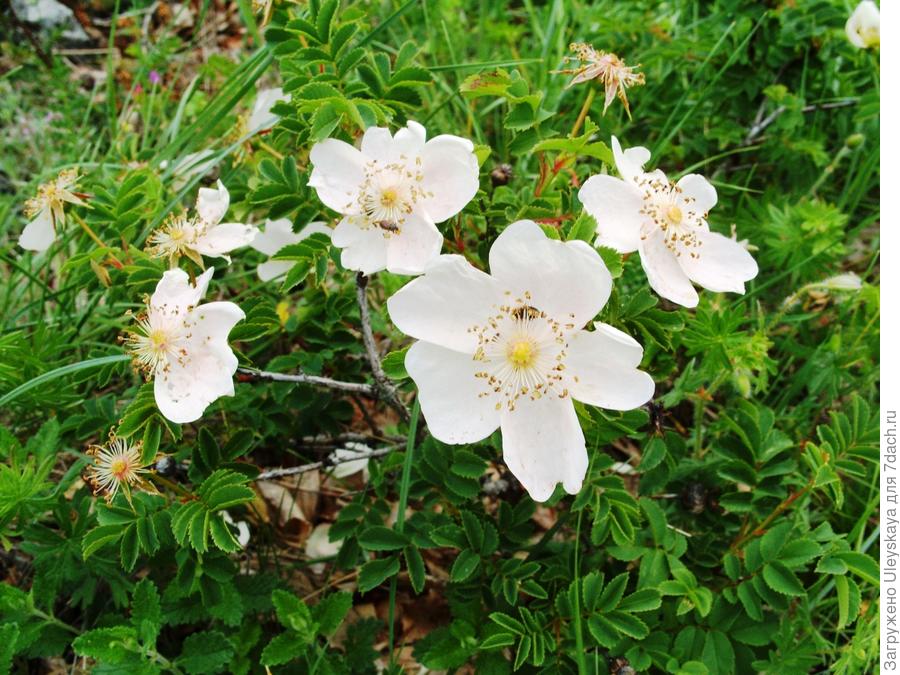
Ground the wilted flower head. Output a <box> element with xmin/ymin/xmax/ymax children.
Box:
<box><xmin>123</xmin><ymin>267</ymin><xmax>244</xmax><ymax>423</ymax></box>
<box><xmin>147</xmin><ymin>181</ymin><xmax>258</xmax><ymax>267</ymax></box>
<box><xmin>556</xmin><ymin>43</ymin><xmax>645</xmax><ymax>116</ymax></box>
<box><xmin>20</xmin><ymin>168</ymin><xmax>84</xmax><ymax>252</ymax></box>
<box><xmin>387</xmin><ymin>220</ymin><xmax>654</xmax><ymax>501</ymax></box>
<box><xmin>85</xmin><ymin>436</ymin><xmax>154</xmax><ymax>503</ymax></box>
<box><xmin>308</xmin><ymin>120</ymin><xmax>479</xmax><ymax>275</ymax></box>
<box><xmin>579</xmin><ymin>137</ymin><xmax>758</xmax><ymax>307</ymax></box>
<box><xmin>846</xmin><ymin>1</ymin><xmax>879</xmax><ymax>49</ymax></box>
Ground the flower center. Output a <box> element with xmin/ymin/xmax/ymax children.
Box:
<box><xmin>666</xmin><ymin>205</ymin><xmax>683</xmax><ymax>224</ymax></box>
<box><xmin>638</xmin><ymin>177</ymin><xmax>704</xmax><ymax>259</ymax></box>
<box><xmin>147</xmin><ymin>215</ymin><xmax>203</xmax><ymax>261</ymax></box>
<box><xmin>109</xmin><ymin>458</ymin><xmax>130</xmax><ymax>480</ymax></box>
<box><xmin>352</xmin><ymin>159</ymin><xmax>431</xmax><ymax>235</ymax></box>
<box><xmin>507</xmin><ymin>339</ymin><xmax>537</xmax><ymax>369</ymax></box>
<box><xmin>471</xmin><ymin>294</ymin><xmax>571</xmax><ymax>411</ymax></box>
<box><xmin>124</xmin><ymin>314</ymin><xmax>187</xmax><ymax>376</ymax></box>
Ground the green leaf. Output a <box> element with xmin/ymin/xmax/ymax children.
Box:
<box><xmin>459</xmin><ymin>69</ymin><xmax>512</xmax><ymax>98</ymax></box>
<box><xmin>640</xmin><ymin>436</ymin><xmax>667</xmax><ymax>471</ymax></box>
<box><xmin>736</xmin><ymin>581</ymin><xmax>763</xmax><ymax>622</ymax></box>
<box><xmin>833</xmin><ymin>551</ymin><xmax>879</xmax><ymax>585</ymax></box>
<box><xmin>0</xmin><ymin>623</ymin><xmax>19</xmax><ymax>674</ymax></box>
<box><xmin>0</xmin><ymin>355</ymin><xmax>130</xmax><ymax>407</ymax></box>
<box><xmin>358</xmin><ymin>556</ymin><xmax>401</xmax><ymax>593</ymax></box>
<box><xmin>313</xmin><ymin>592</ymin><xmax>352</xmax><ymax>637</ymax></box>
<box><xmin>272</xmin><ymin>590</ymin><xmax>318</xmax><ymax>639</ymax></box>
<box><xmin>597</xmin><ymin>246</ymin><xmax>625</xmax><ymax>279</ymax></box>
<box><xmin>358</xmin><ymin>525</ymin><xmax>409</xmax><ymax>551</ymax></box>
<box><xmin>382</xmin><ymin>348</ymin><xmax>410</xmax><ymax>379</ymax></box>
<box><xmin>404</xmin><ymin>545</ymin><xmax>426</xmax><ymax>594</ymax></box>
<box><xmin>761</xmin><ymin>561</ymin><xmax>806</xmax><ymax>596</ymax></box>
<box><xmin>701</xmin><ymin>630</ymin><xmax>735</xmax><ymax>675</ymax></box>
<box><xmin>261</xmin><ymin>631</ymin><xmax>309</xmax><ymax>666</ymax></box>
<box><xmin>178</xmin><ymin>630</ymin><xmax>235</xmax><ymax>674</ymax></box>
<box><xmin>617</xmin><ymin>588</ymin><xmax>662</xmax><ymax>613</ymax></box>
<box><xmin>489</xmin><ymin>612</ymin><xmax>525</xmax><ymax>635</ymax></box>
<box><xmin>601</xmin><ymin>610</ymin><xmax>649</xmax><ymax>639</ymax></box>
<box><xmin>450</xmin><ymin>549</ymin><xmax>481</xmax><ymax>582</ymax></box>
<box><xmin>132</xmin><ymin>578</ymin><xmax>162</xmax><ymax>646</ymax></box>
<box><xmin>73</xmin><ymin>627</ymin><xmax>140</xmax><ymax>663</ymax></box>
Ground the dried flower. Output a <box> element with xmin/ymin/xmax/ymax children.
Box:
<box><xmin>20</xmin><ymin>168</ymin><xmax>84</xmax><ymax>252</ymax></box>
<box><xmin>556</xmin><ymin>43</ymin><xmax>645</xmax><ymax>117</ymax></box>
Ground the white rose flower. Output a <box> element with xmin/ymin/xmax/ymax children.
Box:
<box><xmin>249</xmin><ymin>218</ymin><xmax>332</xmax><ymax>282</ymax></box>
<box><xmin>147</xmin><ymin>180</ymin><xmax>259</xmax><ymax>267</ymax></box>
<box><xmin>387</xmin><ymin>220</ymin><xmax>655</xmax><ymax>501</ymax></box>
<box><xmin>846</xmin><ymin>1</ymin><xmax>880</xmax><ymax>49</ymax></box>
<box><xmin>307</xmin><ymin>120</ymin><xmax>480</xmax><ymax>276</ymax></box>
<box><xmin>124</xmin><ymin>267</ymin><xmax>244</xmax><ymax>424</ymax></box>
<box><xmin>248</xmin><ymin>87</ymin><xmax>289</xmax><ymax>134</ymax></box>
<box><xmin>578</xmin><ymin>136</ymin><xmax>759</xmax><ymax>308</ymax></box>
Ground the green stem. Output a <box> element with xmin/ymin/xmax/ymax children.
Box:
<box><xmin>387</xmin><ymin>397</ymin><xmax>421</xmax><ymax>665</ymax></box>
<box><xmin>572</xmin><ymin>508</ymin><xmax>588</xmax><ymax>675</ymax></box>
<box><xmin>570</xmin><ymin>87</ymin><xmax>596</xmax><ymax>138</ymax></box>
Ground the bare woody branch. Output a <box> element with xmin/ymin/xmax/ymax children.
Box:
<box><xmin>256</xmin><ymin>444</ymin><xmax>401</xmax><ymax>481</ymax></box>
<box><xmin>238</xmin><ymin>366</ymin><xmax>378</xmax><ymax>395</ymax></box>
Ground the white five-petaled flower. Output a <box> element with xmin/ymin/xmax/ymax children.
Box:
<box><xmin>578</xmin><ymin>137</ymin><xmax>758</xmax><ymax>308</ymax></box>
<box><xmin>124</xmin><ymin>267</ymin><xmax>244</xmax><ymax>424</ymax></box>
<box><xmin>387</xmin><ymin>220</ymin><xmax>654</xmax><ymax>501</ymax></box>
<box><xmin>249</xmin><ymin>218</ymin><xmax>332</xmax><ymax>282</ymax></box>
<box><xmin>308</xmin><ymin>120</ymin><xmax>480</xmax><ymax>276</ymax></box>
<box><xmin>846</xmin><ymin>1</ymin><xmax>879</xmax><ymax>49</ymax></box>
<box><xmin>20</xmin><ymin>168</ymin><xmax>85</xmax><ymax>252</ymax></box>
<box><xmin>147</xmin><ymin>180</ymin><xmax>258</xmax><ymax>268</ymax></box>
<box><xmin>248</xmin><ymin>87</ymin><xmax>289</xmax><ymax>134</ymax></box>
<box><xmin>85</xmin><ymin>436</ymin><xmax>153</xmax><ymax>503</ymax></box>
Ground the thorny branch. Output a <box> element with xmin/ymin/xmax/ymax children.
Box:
<box><xmin>256</xmin><ymin>444</ymin><xmax>401</xmax><ymax>481</ymax></box>
<box><xmin>355</xmin><ymin>272</ymin><xmax>410</xmax><ymax>421</ymax></box>
<box><xmin>743</xmin><ymin>98</ymin><xmax>859</xmax><ymax>145</ymax></box>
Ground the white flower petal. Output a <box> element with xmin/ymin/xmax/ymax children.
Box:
<box><xmin>385</xmin><ymin>213</ymin><xmax>443</xmax><ymax>275</ymax></box>
<box><xmin>19</xmin><ymin>208</ymin><xmax>55</xmax><ymax>252</ymax></box>
<box><xmin>406</xmin><ymin>341</ymin><xmax>501</xmax><ymax>443</ymax></box>
<box><xmin>189</xmin><ymin>301</ymin><xmax>245</xmax><ymax>347</ymax></box>
<box><xmin>360</xmin><ymin>126</ymin><xmax>394</xmax><ymax>158</ymax></box>
<box><xmin>568</xmin><ymin>325</ymin><xmax>655</xmax><ymax>410</ymax></box>
<box><xmin>387</xmin><ymin>254</ymin><xmax>505</xmax><ymax>353</ymax></box>
<box><xmin>419</xmin><ymin>134</ymin><xmax>480</xmax><ymax>223</ymax></box>
<box><xmin>488</xmin><ymin>220</ymin><xmax>612</xmax><ymax>327</ymax></box>
<box><xmin>638</xmin><ymin>228</ymin><xmax>699</xmax><ymax>308</ymax></box>
<box><xmin>391</xmin><ymin>120</ymin><xmax>427</xmax><ymax>157</ymax></box>
<box><xmin>676</xmin><ymin>174</ymin><xmax>717</xmax><ymax>215</ymax></box>
<box><xmin>612</xmin><ymin>136</ymin><xmax>651</xmax><ymax>184</ymax></box>
<box><xmin>194</xmin><ymin>222</ymin><xmax>259</xmax><ymax>259</ymax></box>
<box><xmin>500</xmin><ymin>395</ymin><xmax>587</xmax><ymax>502</ymax></box>
<box><xmin>578</xmin><ymin>174</ymin><xmax>644</xmax><ymax>253</ymax></box>
<box><xmin>308</xmin><ymin>139</ymin><xmax>367</xmax><ymax>214</ymax></box>
<box><xmin>150</xmin><ymin>267</ymin><xmax>214</xmax><ymax>312</ymax></box>
<box><xmin>256</xmin><ymin>260</ymin><xmax>293</xmax><ymax>282</ymax></box>
<box><xmin>677</xmin><ymin>229</ymin><xmax>759</xmax><ymax>294</ymax></box>
<box><xmin>196</xmin><ymin>180</ymin><xmax>230</xmax><ymax>225</ymax></box>
<box><xmin>333</xmin><ymin>217</ymin><xmax>389</xmax><ymax>274</ymax></box>
<box><xmin>250</xmin><ymin>218</ymin><xmax>298</xmax><ymax>256</ymax></box>
<box><xmin>846</xmin><ymin>0</ymin><xmax>879</xmax><ymax>48</ymax></box>
<box><xmin>154</xmin><ymin>348</ymin><xmax>236</xmax><ymax>423</ymax></box>
<box><xmin>249</xmin><ymin>87</ymin><xmax>288</xmax><ymax>133</ymax></box>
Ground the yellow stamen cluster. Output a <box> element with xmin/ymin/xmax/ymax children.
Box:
<box><xmin>469</xmin><ymin>292</ymin><xmax>572</xmax><ymax>412</ymax></box>
<box><xmin>349</xmin><ymin>156</ymin><xmax>432</xmax><ymax>236</ymax></box>
<box><xmin>84</xmin><ymin>436</ymin><xmax>154</xmax><ymax>503</ymax></box>
<box><xmin>637</xmin><ymin>177</ymin><xmax>706</xmax><ymax>258</ymax></box>
<box><xmin>146</xmin><ymin>213</ymin><xmax>205</xmax><ymax>268</ymax></box>
<box><xmin>122</xmin><ymin>304</ymin><xmax>191</xmax><ymax>378</ymax></box>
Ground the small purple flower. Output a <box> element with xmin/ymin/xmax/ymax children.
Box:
<box><xmin>149</xmin><ymin>70</ymin><xmax>161</xmax><ymax>85</ymax></box>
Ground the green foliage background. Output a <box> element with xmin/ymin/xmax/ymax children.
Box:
<box><xmin>0</xmin><ymin>0</ymin><xmax>880</xmax><ymax>673</ymax></box>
